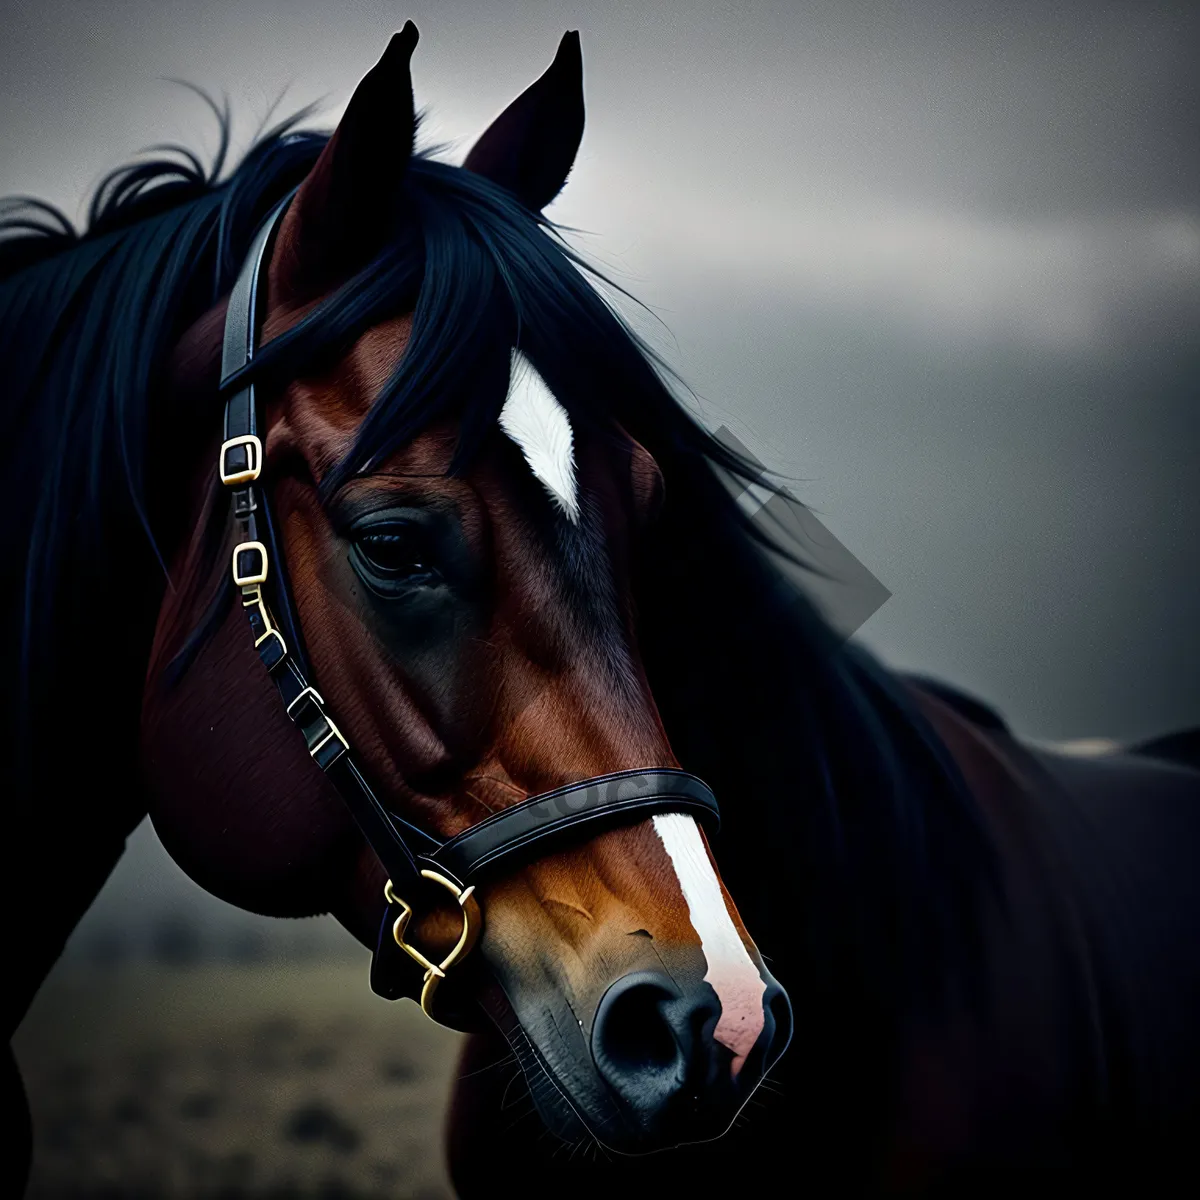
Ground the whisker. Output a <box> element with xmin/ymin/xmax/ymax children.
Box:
<box><xmin>500</xmin><ymin>1066</ymin><xmax>529</xmax><ymax>1111</ymax></box>
<box><xmin>500</xmin><ymin>1096</ymin><xmax>540</xmax><ymax>1135</ymax></box>
<box><xmin>457</xmin><ymin>1051</ymin><xmax>519</xmax><ymax>1082</ymax></box>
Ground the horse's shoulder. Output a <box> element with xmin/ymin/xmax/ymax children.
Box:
<box><xmin>903</xmin><ymin>671</ymin><xmax>1200</xmax><ymax>781</ymax></box>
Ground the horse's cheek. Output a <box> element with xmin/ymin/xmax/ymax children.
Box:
<box><xmin>141</xmin><ymin>582</ymin><xmax>356</xmax><ymax>917</ymax></box>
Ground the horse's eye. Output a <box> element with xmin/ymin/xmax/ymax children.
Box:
<box><xmin>354</xmin><ymin>527</ymin><xmax>440</xmax><ymax>585</ymax></box>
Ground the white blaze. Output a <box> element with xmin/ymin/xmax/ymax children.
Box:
<box><xmin>652</xmin><ymin>813</ymin><xmax>767</xmax><ymax>1075</ymax></box>
<box><xmin>499</xmin><ymin>350</ymin><xmax>580</xmax><ymax>523</ymax></box>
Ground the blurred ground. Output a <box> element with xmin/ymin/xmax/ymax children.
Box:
<box><xmin>14</xmin><ymin>958</ymin><xmax>465</xmax><ymax>1199</ymax></box>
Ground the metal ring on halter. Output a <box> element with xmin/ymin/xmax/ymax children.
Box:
<box><xmin>384</xmin><ymin>872</ymin><xmax>483</xmax><ymax>1018</ymax></box>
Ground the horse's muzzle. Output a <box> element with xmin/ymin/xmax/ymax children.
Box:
<box><xmin>590</xmin><ymin>968</ymin><xmax>793</xmax><ymax>1148</ymax></box>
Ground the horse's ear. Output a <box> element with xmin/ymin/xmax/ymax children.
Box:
<box><xmin>274</xmin><ymin>22</ymin><xmax>419</xmax><ymax>295</ymax></box>
<box><xmin>463</xmin><ymin>31</ymin><xmax>584</xmax><ymax>211</ymax></box>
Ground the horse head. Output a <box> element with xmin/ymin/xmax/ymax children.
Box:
<box><xmin>141</xmin><ymin>25</ymin><xmax>792</xmax><ymax>1153</ymax></box>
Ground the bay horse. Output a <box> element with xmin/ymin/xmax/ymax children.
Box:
<box><xmin>3</xmin><ymin>24</ymin><xmax>1199</xmax><ymax>1197</ymax></box>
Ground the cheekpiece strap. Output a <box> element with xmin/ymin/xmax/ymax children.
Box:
<box><xmin>217</xmin><ymin>198</ymin><xmax>429</xmax><ymax>906</ymax></box>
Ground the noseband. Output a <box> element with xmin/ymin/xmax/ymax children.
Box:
<box><xmin>216</xmin><ymin>200</ymin><xmax>719</xmax><ymax>1019</ymax></box>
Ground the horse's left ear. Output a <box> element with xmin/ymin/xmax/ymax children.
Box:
<box><xmin>463</xmin><ymin>31</ymin><xmax>584</xmax><ymax>211</ymax></box>
<box><xmin>273</xmin><ymin>22</ymin><xmax>419</xmax><ymax>297</ymax></box>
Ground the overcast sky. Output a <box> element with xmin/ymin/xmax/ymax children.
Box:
<box><xmin>3</xmin><ymin>1</ymin><xmax>1197</xmax><ymax>942</ymax></box>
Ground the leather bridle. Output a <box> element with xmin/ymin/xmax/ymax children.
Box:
<box><xmin>216</xmin><ymin>198</ymin><xmax>720</xmax><ymax>1020</ymax></box>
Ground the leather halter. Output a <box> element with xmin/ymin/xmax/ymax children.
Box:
<box><xmin>216</xmin><ymin>199</ymin><xmax>720</xmax><ymax>1019</ymax></box>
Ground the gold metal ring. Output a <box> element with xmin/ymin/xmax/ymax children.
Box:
<box><xmin>384</xmin><ymin>871</ymin><xmax>482</xmax><ymax>1019</ymax></box>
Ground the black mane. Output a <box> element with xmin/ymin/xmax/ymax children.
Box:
<box><xmin>0</xmin><ymin>108</ymin><xmax>997</xmax><ymax>1057</ymax></box>
<box><xmin>0</xmin><ymin>110</ymin><xmax>327</xmax><ymax>1029</ymax></box>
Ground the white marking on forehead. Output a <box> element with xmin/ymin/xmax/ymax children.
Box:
<box><xmin>652</xmin><ymin>813</ymin><xmax>767</xmax><ymax>1076</ymax></box>
<box><xmin>498</xmin><ymin>350</ymin><xmax>580</xmax><ymax>523</ymax></box>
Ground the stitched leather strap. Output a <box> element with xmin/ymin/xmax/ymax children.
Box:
<box><xmin>429</xmin><ymin>769</ymin><xmax>718</xmax><ymax>881</ymax></box>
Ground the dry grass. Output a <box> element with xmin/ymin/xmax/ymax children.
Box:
<box><xmin>14</xmin><ymin>960</ymin><xmax>466</xmax><ymax>1198</ymax></box>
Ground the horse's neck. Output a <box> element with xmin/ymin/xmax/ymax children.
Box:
<box><xmin>6</xmin><ymin>809</ymin><xmax>143</xmax><ymax>1038</ymax></box>
<box><xmin>6</xmin><ymin>310</ymin><xmax>230</xmax><ymax>1039</ymax></box>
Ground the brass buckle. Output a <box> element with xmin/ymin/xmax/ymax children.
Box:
<box><xmin>309</xmin><ymin>713</ymin><xmax>348</xmax><ymax>762</ymax></box>
<box><xmin>220</xmin><ymin>435</ymin><xmax>263</xmax><ymax>486</ymax></box>
<box><xmin>242</xmin><ymin>586</ymin><xmax>288</xmax><ymax>662</ymax></box>
<box><xmin>232</xmin><ymin>541</ymin><xmax>268</xmax><ymax>587</ymax></box>
<box><xmin>384</xmin><ymin>871</ymin><xmax>482</xmax><ymax>1020</ymax></box>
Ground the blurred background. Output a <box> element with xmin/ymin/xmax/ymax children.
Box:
<box><xmin>4</xmin><ymin>1</ymin><xmax>1197</xmax><ymax>1195</ymax></box>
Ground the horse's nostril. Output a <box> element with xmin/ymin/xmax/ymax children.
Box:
<box><xmin>593</xmin><ymin>974</ymin><xmax>681</xmax><ymax>1075</ymax></box>
<box><xmin>590</xmin><ymin>969</ymin><xmax>793</xmax><ymax>1143</ymax></box>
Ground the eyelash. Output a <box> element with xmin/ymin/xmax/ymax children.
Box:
<box><xmin>353</xmin><ymin>527</ymin><xmax>440</xmax><ymax>584</ymax></box>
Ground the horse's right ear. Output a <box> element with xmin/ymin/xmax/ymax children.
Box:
<box><xmin>463</xmin><ymin>31</ymin><xmax>584</xmax><ymax>211</ymax></box>
<box><xmin>273</xmin><ymin>22</ymin><xmax>419</xmax><ymax>297</ymax></box>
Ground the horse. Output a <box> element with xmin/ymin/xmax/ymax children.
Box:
<box><xmin>3</xmin><ymin>24</ymin><xmax>1199</xmax><ymax>1197</ymax></box>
